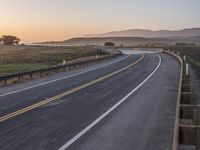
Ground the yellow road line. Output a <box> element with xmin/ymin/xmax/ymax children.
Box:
<box><xmin>0</xmin><ymin>54</ymin><xmax>144</xmax><ymax>122</ymax></box>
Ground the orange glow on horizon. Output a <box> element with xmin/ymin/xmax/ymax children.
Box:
<box><xmin>1</xmin><ymin>0</ymin><xmax>199</xmax><ymax>43</ymax></box>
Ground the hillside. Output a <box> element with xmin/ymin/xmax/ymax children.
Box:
<box><xmin>36</xmin><ymin>28</ymin><xmax>200</xmax><ymax>46</ymax></box>
<box><xmin>87</xmin><ymin>28</ymin><xmax>200</xmax><ymax>38</ymax></box>
<box><xmin>38</xmin><ymin>36</ymin><xmax>200</xmax><ymax>46</ymax></box>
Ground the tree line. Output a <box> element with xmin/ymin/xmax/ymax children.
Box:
<box><xmin>0</xmin><ymin>35</ymin><xmax>20</xmax><ymax>46</ymax></box>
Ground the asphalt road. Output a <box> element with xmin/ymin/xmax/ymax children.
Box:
<box><xmin>0</xmin><ymin>52</ymin><xmax>180</xmax><ymax>150</ymax></box>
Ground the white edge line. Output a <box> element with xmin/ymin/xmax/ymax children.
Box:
<box><xmin>58</xmin><ymin>55</ymin><xmax>162</xmax><ymax>150</ymax></box>
<box><xmin>0</xmin><ymin>55</ymin><xmax>130</xmax><ymax>97</ymax></box>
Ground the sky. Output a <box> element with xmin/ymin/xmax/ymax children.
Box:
<box><xmin>0</xmin><ymin>0</ymin><xmax>200</xmax><ymax>43</ymax></box>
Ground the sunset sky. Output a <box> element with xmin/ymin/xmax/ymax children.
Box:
<box><xmin>0</xmin><ymin>0</ymin><xmax>200</xmax><ymax>43</ymax></box>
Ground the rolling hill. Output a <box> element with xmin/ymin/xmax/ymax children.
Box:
<box><xmin>37</xmin><ymin>28</ymin><xmax>200</xmax><ymax>46</ymax></box>
<box><xmin>86</xmin><ymin>28</ymin><xmax>200</xmax><ymax>38</ymax></box>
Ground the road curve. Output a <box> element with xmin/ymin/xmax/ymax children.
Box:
<box><xmin>0</xmin><ymin>53</ymin><xmax>180</xmax><ymax>150</ymax></box>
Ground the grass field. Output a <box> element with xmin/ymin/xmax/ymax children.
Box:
<box><xmin>163</xmin><ymin>46</ymin><xmax>200</xmax><ymax>66</ymax></box>
<box><xmin>0</xmin><ymin>64</ymin><xmax>50</xmax><ymax>75</ymax></box>
<box><xmin>0</xmin><ymin>45</ymin><xmax>103</xmax><ymax>76</ymax></box>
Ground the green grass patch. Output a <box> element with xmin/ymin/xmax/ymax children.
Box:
<box><xmin>0</xmin><ymin>45</ymin><xmax>104</xmax><ymax>76</ymax></box>
<box><xmin>187</xmin><ymin>57</ymin><xmax>200</xmax><ymax>66</ymax></box>
<box><xmin>0</xmin><ymin>63</ymin><xmax>50</xmax><ymax>76</ymax></box>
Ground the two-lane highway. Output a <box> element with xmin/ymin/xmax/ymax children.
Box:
<box><xmin>0</xmin><ymin>54</ymin><xmax>140</xmax><ymax>117</ymax></box>
<box><xmin>0</xmin><ymin>52</ymin><xmax>180</xmax><ymax>150</ymax></box>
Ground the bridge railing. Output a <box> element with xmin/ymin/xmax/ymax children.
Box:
<box><xmin>164</xmin><ymin>50</ymin><xmax>183</xmax><ymax>150</ymax></box>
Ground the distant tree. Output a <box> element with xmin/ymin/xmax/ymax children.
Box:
<box><xmin>104</xmin><ymin>42</ymin><xmax>115</xmax><ymax>47</ymax></box>
<box><xmin>0</xmin><ymin>38</ymin><xmax>2</xmax><ymax>44</ymax></box>
<box><xmin>1</xmin><ymin>35</ymin><xmax>20</xmax><ymax>46</ymax></box>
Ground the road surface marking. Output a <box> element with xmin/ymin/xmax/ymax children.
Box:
<box><xmin>0</xmin><ymin>55</ymin><xmax>130</xmax><ymax>97</ymax></box>
<box><xmin>58</xmin><ymin>55</ymin><xmax>161</xmax><ymax>150</ymax></box>
<box><xmin>0</xmin><ymin>54</ymin><xmax>144</xmax><ymax>122</ymax></box>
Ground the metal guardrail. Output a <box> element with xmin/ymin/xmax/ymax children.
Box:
<box><xmin>0</xmin><ymin>53</ymin><xmax>121</xmax><ymax>86</ymax></box>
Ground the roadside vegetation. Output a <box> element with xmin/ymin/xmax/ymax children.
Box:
<box><xmin>0</xmin><ymin>45</ymin><xmax>104</xmax><ymax>76</ymax></box>
<box><xmin>163</xmin><ymin>46</ymin><xmax>200</xmax><ymax>66</ymax></box>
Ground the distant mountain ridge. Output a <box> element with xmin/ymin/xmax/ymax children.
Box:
<box><xmin>38</xmin><ymin>36</ymin><xmax>200</xmax><ymax>46</ymax></box>
<box><xmin>37</xmin><ymin>28</ymin><xmax>200</xmax><ymax>46</ymax></box>
<box><xmin>86</xmin><ymin>28</ymin><xmax>200</xmax><ymax>38</ymax></box>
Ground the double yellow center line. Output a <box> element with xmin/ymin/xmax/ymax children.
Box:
<box><xmin>0</xmin><ymin>54</ymin><xmax>144</xmax><ymax>122</ymax></box>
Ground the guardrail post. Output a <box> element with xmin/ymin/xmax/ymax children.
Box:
<box><xmin>4</xmin><ymin>80</ymin><xmax>7</xmax><ymax>86</ymax></box>
<box><xmin>40</xmin><ymin>72</ymin><xmax>43</xmax><ymax>77</ymax></box>
<box><xmin>30</xmin><ymin>73</ymin><xmax>33</xmax><ymax>80</ymax></box>
<box><xmin>18</xmin><ymin>76</ymin><xmax>22</xmax><ymax>82</ymax></box>
<box><xmin>20</xmin><ymin>75</ymin><xmax>23</xmax><ymax>81</ymax></box>
<box><xmin>183</xmin><ymin>55</ymin><xmax>186</xmax><ymax>61</ymax></box>
<box><xmin>63</xmin><ymin>60</ymin><xmax>66</xmax><ymax>65</ymax></box>
<box><xmin>186</xmin><ymin>64</ymin><xmax>189</xmax><ymax>75</ymax></box>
